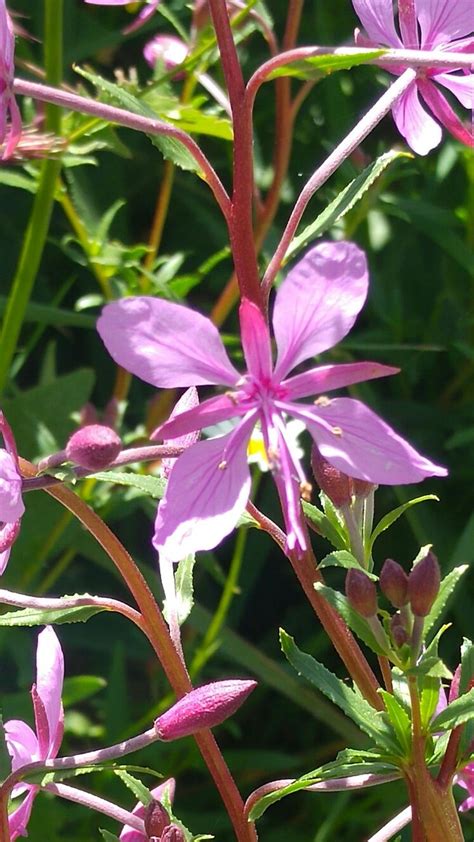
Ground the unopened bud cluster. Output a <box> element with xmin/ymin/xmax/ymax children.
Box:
<box><xmin>345</xmin><ymin>550</ymin><xmax>441</xmax><ymax>660</ymax></box>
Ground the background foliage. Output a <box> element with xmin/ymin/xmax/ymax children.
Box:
<box><xmin>0</xmin><ymin>1</ymin><xmax>472</xmax><ymax>839</ymax></box>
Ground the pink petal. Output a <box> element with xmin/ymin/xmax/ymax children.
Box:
<box><xmin>8</xmin><ymin>788</ymin><xmax>37</xmax><ymax>841</ymax></box>
<box><xmin>124</xmin><ymin>0</ymin><xmax>160</xmax><ymax>34</ymax></box>
<box><xmin>434</xmin><ymin>72</ymin><xmax>473</xmax><ymax>109</ymax></box>
<box><xmin>282</xmin><ymin>362</ymin><xmax>399</xmax><ymax>401</ymax></box>
<box><xmin>351</xmin><ymin>0</ymin><xmax>403</xmax><ymax>47</ymax></box>
<box><xmin>153</xmin><ymin>414</ymin><xmax>256</xmax><ymax>562</ymax></box>
<box><xmin>97</xmin><ymin>298</ymin><xmax>239</xmax><ymax>389</ymax></box>
<box><xmin>153</xmin><ymin>393</ymin><xmax>253</xmax><ymax>442</ymax></box>
<box><xmin>419</xmin><ymin>79</ymin><xmax>473</xmax><ymax>146</ymax></box>
<box><xmin>416</xmin><ymin>0</ymin><xmax>474</xmax><ymax>48</ymax></box>
<box><xmin>0</xmin><ymin>450</ymin><xmax>25</xmax><ymax>522</ymax></box>
<box><xmin>239</xmin><ymin>299</ymin><xmax>272</xmax><ymax>381</ymax></box>
<box><xmin>269</xmin><ymin>416</ymin><xmax>307</xmax><ymax>553</ymax></box>
<box><xmin>35</xmin><ymin>627</ymin><xmax>64</xmax><ymax>757</ymax></box>
<box><xmin>4</xmin><ymin>720</ymin><xmax>39</xmax><ymax>769</ymax></box>
<box><xmin>391</xmin><ymin>83</ymin><xmax>443</xmax><ymax>155</ymax></box>
<box><xmin>273</xmin><ymin>242</ymin><xmax>369</xmax><ymax>379</ymax></box>
<box><xmin>0</xmin><ymin>546</ymin><xmax>11</xmax><ymax>575</ymax></box>
<box><xmin>161</xmin><ymin>387</ymin><xmax>200</xmax><ymax>479</ymax></box>
<box><xmin>120</xmin><ymin>780</ymin><xmax>175</xmax><ymax>842</ymax></box>
<box><xmin>283</xmin><ymin>397</ymin><xmax>448</xmax><ymax>484</ymax></box>
<box><xmin>85</xmin><ymin>1</ymin><xmax>130</xmax><ymax>5</ymax></box>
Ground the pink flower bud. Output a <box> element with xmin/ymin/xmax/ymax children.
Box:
<box><xmin>310</xmin><ymin>446</ymin><xmax>353</xmax><ymax>508</ymax></box>
<box><xmin>352</xmin><ymin>478</ymin><xmax>377</xmax><ymax>499</ymax></box>
<box><xmin>144</xmin><ymin>800</ymin><xmax>170</xmax><ymax>838</ymax></box>
<box><xmin>390</xmin><ymin>612</ymin><xmax>409</xmax><ymax>648</ymax></box>
<box><xmin>345</xmin><ymin>568</ymin><xmax>377</xmax><ymax>618</ymax></box>
<box><xmin>380</xmin><ymin>558</ymin><xmax>409</xmax><ymax>608</ymax></box>
<box><xmin>160</xmin><ymin>826</ymin><xmax>185</xmax><ymax>842</ymax></box>
<box><xmin>65</xmin><ymin>424</ymin><xmax>121</xmax><ymax>470</ymax></box>
<box><xmin>408</xmin><ymin>550</ymin><xmax>441</xmax><ymax>617</ymax></box>
<box><xmin>144</xmin><ymin>35</ymin><xmax>189</xmax><ymax>74</ymax></box>
<box><xmin>154</xmin><ymin>680</ymin><xmax>257</xmax><ymax>740</ymax></box>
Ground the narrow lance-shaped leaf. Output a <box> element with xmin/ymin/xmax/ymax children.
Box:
<box><xmin>266</xmin><ymin>49</ymin><xmax>386</xmax><ymax>81</ymax></box>
<box><xmin>430</xmin><ymin>687</ymin><xmax>474</xmax><ymax>733</ymax></box>
<box><xmin>314</xmin><ymin>582</ymin><xmax>386</xmax><ymax>656</ymax></box>
<box><xmin>285</xmin><ymin>150</ymin><xmax>412</xmax><ymax>263</ymax></box>
<box><xmin>424</xmin><ymin>565</ymin><xmax>469</xmax><ymax>641</ymax></box>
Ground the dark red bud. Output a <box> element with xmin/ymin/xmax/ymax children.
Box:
<box><xmin>65</xmin><ymin>424</ymin><xmax>121</xmax><ymax>471</ymax></box>
<box><xmin>345</xmin><ymin>568</ymin><xmax>378</xmax><ymax>618</ymax></box>
<box><xmin>160</xmin><ymin>825</ymin><xmax>185</xmax><ymax>842</ymax></box>
<box><xmin>390</xmin><ymin>612</ymin><xmax>409</xmax><ymax>648</ymax></box>
<box><xmin>380</xmin><ymin>559</ymin><xmax>409</xmax><ymax>608</ymax></box>
<box><xmin>408</xmin><ymin>551</ymin><xmax>441</xmax><ymax>617</ymax></box>
<box><xmin>144</xmin><ymin>800</ymin><xmax>170</xmax><ymax>838</ymax></box>
<box><xmin>311</xmin><ymin>446</ymin><xmax>353</xmax><ymax>508</ymax></box>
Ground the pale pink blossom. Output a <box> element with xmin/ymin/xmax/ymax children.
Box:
<box><xmin>0</xmin><ymin>411</ymin><xmax>24</xmax><ymax>574</ymax></box>
<box><xmin>0</xmin><ymin>0</ymin><xmax>21</xmax><ymax>158</ymax></box>
<box><xmin>4</xmin><ymin>627</ymin><xmax>64</xmax><ymax>839</ymax></box>
<box><xmin>352</xmin><ymin>0</ymin><xmax>474</xmax><ymax>155</ymax></box>
<box><xmin>98</xmin><ymin>241</ymin><xmax>446</xmax><ymax>560</ymax></box>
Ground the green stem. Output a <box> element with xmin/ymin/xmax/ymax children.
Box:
<box><xmin>0</xmin><ymin>0</ymin><xmax>64</xmax><ymax>395</ymax></box>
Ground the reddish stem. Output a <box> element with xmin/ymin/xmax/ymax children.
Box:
<box><xmin>437</xmin><ymin>724</ymin><xmax>464</xmax><ymax>789</ymax></box>
<box><xmin>208</xmin><ymin>0</ymin><xmax>262</xmax><ymax>310</ymax></box>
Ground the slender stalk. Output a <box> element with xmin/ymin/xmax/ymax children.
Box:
<box><xmin>262</xmin><ymin>69</ymin><xmax>417</xmax><ymax>292</ymax></box>
<box><xmin>246</xmin><ymin>500</ymin><xmax>382</xmax><ymax>708</ymax></box>
<box><xmin>0</xmin><ymin>3</ymin><xmax>64</xmax><ymax>395</ymax></box>
<box><xmin>378</xmin><ymin>656</ymin><xmax>394</xmax><ymax>693</ymax></box>
<box><xmin>45</xmin><ymin>783</ymin><xmax>144</xmax><ymax>833</ymax></box>
<box><xmin>17</xmin><ymin>458</ymin><xmax>257</xmax><ymax>842</ymax></box>
<box><xmin>437</xmin><ymin>724</ymin><xmax>464</xmax><ymax>789</ymax></box>
<box><xmin>208</xmin><ymin>0</ymin><xmax>262</xmax><ymax>310</ymax></box>
<box><xmin>13</xmin><ymin>78</ymin><xmax>231</xmax><ymax>221</ymax></box>
<box><xmin>142</xmin><ymin>159</ymin><xmax>176</xmax><ymax>282</ymax></box>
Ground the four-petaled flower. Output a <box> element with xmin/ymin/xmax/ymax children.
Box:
<box><xmin>84</xmin><ymin>0</ymin><xmax>161</xmax><ymax>34</ymax></box>
<box><xmin>0</xmin><ymin>410</ymin><xmax>24</xmax><ymax>575</ymax></box>
<box><xmin>4</xmin><ymin>627</ymin><xmax>64</xmax><ymax>840</ymax></box>
<box><xmin>98</xmin><ymin>241</ymin><xmax>446</xmax><ymax>561</ymax></box>
<box><xmin>0</xmin><ymin>0</ymin><xmax>21</xmax><ymax>159</ymax></box>
<box><xmin>352</xmin><ymin>0</ymin><xmax>474</xmax><ymax>155</ymax></box>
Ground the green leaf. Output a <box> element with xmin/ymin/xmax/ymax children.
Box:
<box><xmin>302</xmin><ymin>501</ymin><xmax>347</xmax><ymax>549</ymax></box>
<box><xmin>114</xmin><ymin>769</ymin><xmax>154</xmax><ymax>806</ymax></box>
<box><xmin>459</xmin><ymin>638</ymin><xmax>474</xmax><ymax>696</ymax></box>
<box><xmin>92</xmin><ymin>471</ymin><xmax>167</xmax><ymax>499</ymax></box>
<box><xmin>379</xmin><ymin>691</ymin><xmax>411</xmax><ymax>756</ymax></box>
<box><xmin>424</xmin><ymin>565</ymin><xmax>469</xmax><ymax>641</ymax></box>
<box><xmin>280</xmin><ymin>629</ymin><xmax>397</xmax><ymax>750</ymax></box>
<box><xmin>164</xmin><ymin>554</ymin><xmax>196</xmax><ymax>626</ymax></box>
<box><xmin>0</xmin><ymin>297</ymin><xmax>95</xmax><ymax>329</ymax></box>
<box><xmin>368</xmin><ymin>496</ymin><xmax>438</xmax><ymax>554</ymax></box>
<box><xmin>0</xmin><ymin>169</ymin><xmax>38</xmax><ymax>193</ymax></box>
<box><xmin>319</xmin><ymin>550</ymin><xmax>377</xmax><ymax>580</ymax></box>
<box><xmin>0</xmin><ymin>603</ymin><xmax>105</xmax><ymax>627</ymax></box>
<box><xmin>430</xmin><ymin>687</ymin><xmax>474</xmax><ymax>733</ymax></box>
<box><xmin>62</xmin><ymin>675</ymin><xmax>107</xmax><ymax>706</ymax></box>
<box><xmin>285</xmin><ymin>150</ymin><xmax>411</xmax><ymax>263</ymax></box>
<box><xmin>420</xmin><ymin>677</ymin><xmax>442</xmax><ymax>730</ymax></box>
<box><xmin>100</xmin><ymin>831</ymin><xmax>121</xmax><ymax>842</ymax></box>
<box><xmin>313</xmin><ymin>583</ymin><xmax>386</xmax><ymax>656</ymax></box>
<box><xmin>74</xmin><ymin>66</ymin><xmax>200</xmax><ymax>172</ymax></box>
<box><xmin>267</xmin><ymin>49</ymin><xmax>386</xmax><ymax>81</ymax></box>
<box><xmin>412</xmin><ymin>625</ymin><xmax>452</xmax><ymax>679</ymax></box>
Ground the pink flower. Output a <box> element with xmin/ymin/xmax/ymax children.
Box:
<box><xmin>0</xmin><ymin>0</ymin><xmax>21</xmax><ymax>159</ymax></box>
<box><xmin>4</xmin><ymin>627</ymin><xmax>64</xmax><ymax>840</ymax></box>
<box><xmin>352</xmin><ymin>0</ymin><xmax>474</xmax><ymax>155</ymax></box>
<box><xmin>120</xmin><ymin>779</ymin><xmax>175</xmax><ymax>842</ymax></box>
<box><xmin>84</xmin><ymin>0</ymin><xmax>161</xmax><ymax>34</ymax></box>
<box><xmin>458</xmin><ymin>763</ymin><xmax>474</xmax><ymax>813</ymax></box>
<box><xmin>0</xmin><ymin>411</ymin><xmax>24</xmax><ymax>575</ymax></box>
<box><xmin>143</xmin><ymin>35</ymin><xmax>189</xmax><ymax>75</ymax></box>
<box><xmin>97</xmin><ymin>241</ymin><xmax>446</xmax><ymax>560</ymax></box>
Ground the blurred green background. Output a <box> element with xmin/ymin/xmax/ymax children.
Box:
<box><xmin>0</xmin><ymin>1</ymin><xmax>473</xmax><ymax>839</ymax></box>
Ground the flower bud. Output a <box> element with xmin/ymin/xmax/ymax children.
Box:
<box><xmin>390</xmin><ymin>612</ymin><xmax>409</xmax><ymax>648</ymax></box>
<box><xmin>408</xmin><ymin>550</ymin><xmax>441</xmax><ymax>617</ymax></box>
<box><xmin>352</xmin><ymin>478</ymin><xmax>377</xmax><ymax>499</ymax></box>
<box><xmin>144</xmin><ymin>35</ymin><xmax>188</xmax><ymax>74</ymax></box>
<box><xmin>380</xmin><ymin>559</ymin><xmax>409</xmax><ymax>608</ymax></box>
<box><xmin>345</xmin><ymin>568</ymin><xmax>377</xmax><ymax>618</ymax></box>
<box><xmin>144</xmin><ymin>799</ymin><xmax>170</xmax><ymax>838</ymax></box>
<box><xmin>310</xmin><ymin>446</ymin><xmax>353</xmax><ymax>508</ymax></box>
<box><xmin>65</xmin><ymin>424</ymin><xmax>121</xmax><ymax>471</ymax></box>
<box><xmin>154</xmin><ymin>680</ymin><xmax>257</xmax><ymax>741</ymax></box>
<box><xmin>160</xmin><ymin>826</ymin><xmax>185</xmax><ymax>842</ymax></box>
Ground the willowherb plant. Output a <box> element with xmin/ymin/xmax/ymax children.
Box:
<box><xmin>0</xmin><ymin>0</ymin><xmax>472</xmax><ymax>840</ymax></box>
